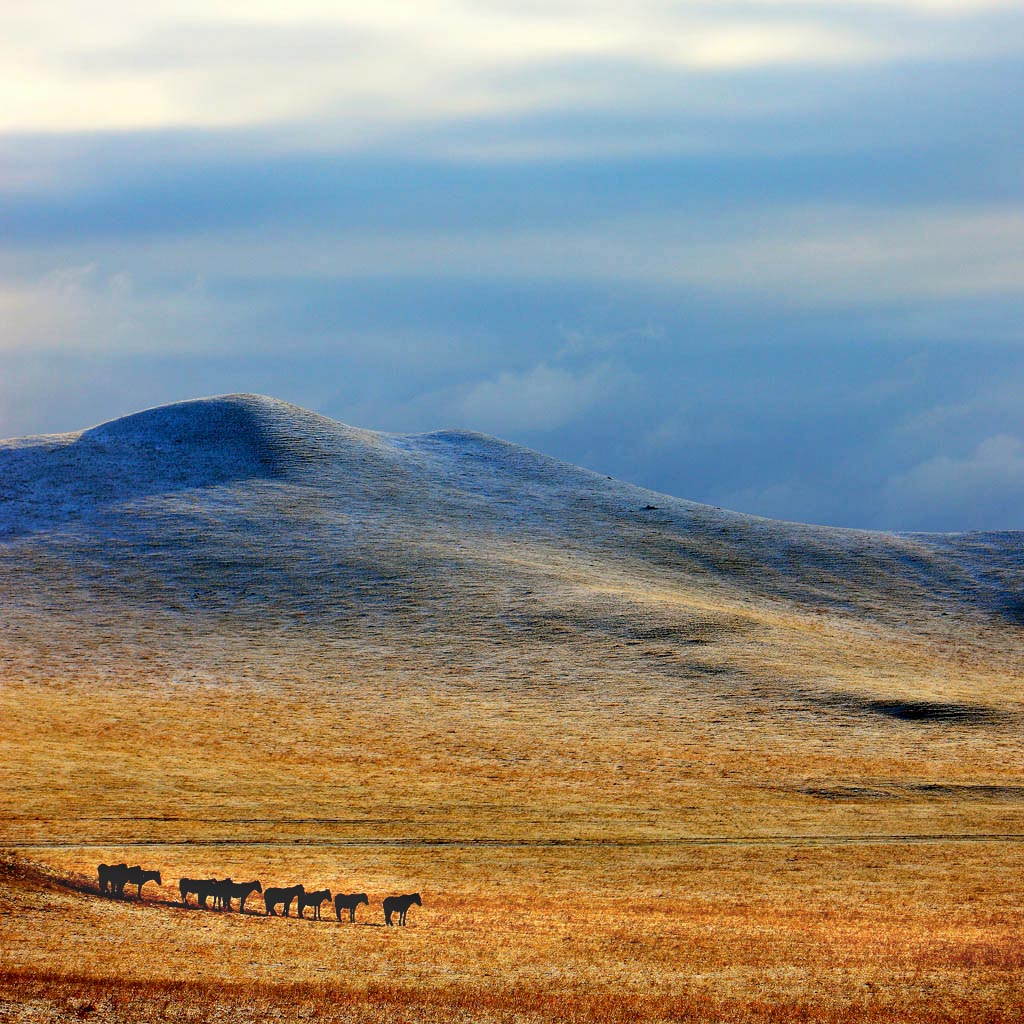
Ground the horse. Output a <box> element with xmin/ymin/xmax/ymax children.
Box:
<box><xmin>383</xmin><ymin>892</ymin><xmax>421</xmax><ymax>926</ymax></box>
<box><xmin>98</xmin><ymin>863</ymin><xmax>128</xmax><ymax>897</ymax></box>
<box><xmin>334</xmin><ymin>892</ymin><xmax>369</xmax><ymax>923</ymax></box>
<box><xmin>221</xmin><ymin>879</ymin><xmax>262</xmax><ymax>913</ymax></box>
<box><xmin>210</xmin><ymin>877</ymin><xmax>234</xmax><ymax>910</ymax></box>
<box><xmin>125</xmin><ymin>866</ymin><xmax>162</xmax><ymax>899</ymax></box>
<box><xmin>297</xmin><ymin>889</ymin><xmax>331</xmax><ymax>920</ymax></box>
<box><xmin>179</xmin><ymin>877</ymin><xmax>216</xmax><ymax>907</ymax></box>
<box><xmin>264</xmin><ymin>884</ymin><xmax>304</xmax><ymax>917</ymax></box>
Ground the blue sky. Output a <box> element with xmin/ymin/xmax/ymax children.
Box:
<box><xmin>2</xmin><ymin>1</ymin><xmax>1023</xmax><ymax>530</ymax></box>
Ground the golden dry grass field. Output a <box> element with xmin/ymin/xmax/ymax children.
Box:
<box><xmin>1</xmin><ymin>395</ymin><xmax>1023</xmax><ymax>1022</ymax></box>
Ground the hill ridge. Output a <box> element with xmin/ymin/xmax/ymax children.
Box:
<box><xmin>0</xmin><ymin>394</ymin><xmax>1022</xmax><ymax>646</ymax></box>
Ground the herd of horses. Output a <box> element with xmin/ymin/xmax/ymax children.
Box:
<box><xmin>96</xmin><ymin>863</ymin><xmax>422</xmax><ymax>926</ymax></box>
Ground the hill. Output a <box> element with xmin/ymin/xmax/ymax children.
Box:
<box><xmin>2</xmin><ymin>393</ymin><xmax>1021</xmax><ymax>714</ymax></box>
<box><xmin>1</xmin><ymin>394</ymin><xmax>1023</xmax><ymax>1024</ymax></box>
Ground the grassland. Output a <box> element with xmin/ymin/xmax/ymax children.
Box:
<box><xmin>3</xmin><ymin>616</ymin><xmax>1023</xmax><ymax>1023</ymax></box>
<box><xmin>1</xmin><ymin>396</ymin><xmax>1023</xmax><ymax>1021</ymax></box>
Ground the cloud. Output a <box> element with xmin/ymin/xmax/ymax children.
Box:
<box><xmin>880</xmin><ymin>435</ymin><xmax>1024</xmax><ymax>531</ymax></box>
<box><xmin>0</xmin><ymin>265</ymin><xmax>236</xmax><ymax>355</ymax></box>
<box><xmin>717</xmin><ymin>479</ymin><xmax>830</xmax><ymax>526</ymax></box>
<box><xmin>458</xmin><ymin>362</ymin><xmax>625</xmax><ymax>434</ymax></box>
<box><xmin>23</xmin><ymin>202</ymin><xmax>1015</xmax><ymax>308</ymax></box>
<box><xmin>3</xmin><ymin>1</ymin><xmax>1023</xmax><ymax>133</ymax></box>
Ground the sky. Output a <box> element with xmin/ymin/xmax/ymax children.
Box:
<box><xmin>2</xmin><ymin>1</ymin><xmax>1023</xmax><ymax>532</ymax></box>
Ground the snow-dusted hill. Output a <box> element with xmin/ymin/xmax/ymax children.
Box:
<box><xmin>1</xmin><ymin>393</ymin><xmax>1021</xmax><ymax>621</ymax></box>
<box><xmin>0</xmin><ymin>393</ymin><xmax>1022</xmax><ymax>725</ymax></box>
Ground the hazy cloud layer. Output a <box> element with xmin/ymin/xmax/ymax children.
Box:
<box><xmin>5</xmin><ymin>1</ymin><xmax>1024</xmax><ymax>131</ymax></box>
<box><xmin>1</xmin><ymin>1</ymin><xmax>1022</xmax><ymax>530</ymax></box>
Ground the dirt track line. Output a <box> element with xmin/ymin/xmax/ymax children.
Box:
<box><xmin>4</xmin><ymin>833</ymin><xmax>1024</xmax><ymax>851</ymax></box>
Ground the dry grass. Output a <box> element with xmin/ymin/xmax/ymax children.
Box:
<box><xmin>3</xmin><ymin>841</ymin><xmax>1024</xmax><ymax>1023</ymax></box>
<box><xmin>2</xmin><ymin>617</ymin><xmax>1023</xmax><ymax>1022</ymax></box>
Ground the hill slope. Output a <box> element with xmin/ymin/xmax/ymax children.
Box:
<box><xmin>1</xmin><ymin>393</ymin><xmax>1022</xmax><ymax>708</ymax></box>
<box><xmin>3</xmin><ymin>393</ymin><xmax>1024</xmax><ymax>1024</ymax></box>
<box><xmin>0</xmin><ymin>392</ymin><xmax>1022</xmax><ymax>850</ymax></box>
<box><xmin>3</xmin><ymin>393</ymin><xmax>1022</xmax><ymax>613</ymax></box>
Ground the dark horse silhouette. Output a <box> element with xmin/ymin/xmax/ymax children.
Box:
<box><xmin>179</xmin><ymin>877</ymin><xmax>216</xmax><ymax>907</ymax></box>
<box><xmin>297</xmin><ymin>889</ymin><xmax>331</xmax><ymax>920</ymax></box>
<box><xmin>221</xmin><ymin>879</ymin><xmax>262</xmax><ymax>913</ymax></box>
<box><xmin>264</xmin><ymin>884</ymin><xmax>305</xmax><ymax>916</ymax></box>
<box><xmin>98</xmin><ymin>863</ymin><xmax>128</xmax><ymax>897</ymax></box>
<box><xmin>125</xmin><ymin>866</ymin><xmax>161</xmax><ymax>899</ymax></box>
<box><xmin>383</xmin><ymin>892</ymin><xmax>421</xmax><ymax>926</ymax></box>
<box><xmin>210</xmin><ymin>878</ymin><xmax>233</xmax><ymax>910</ymax></box>
<box><xmin>334</xmin><ymin>892</ymin><xmax>369</xmax><ymax>923</ymax></box>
